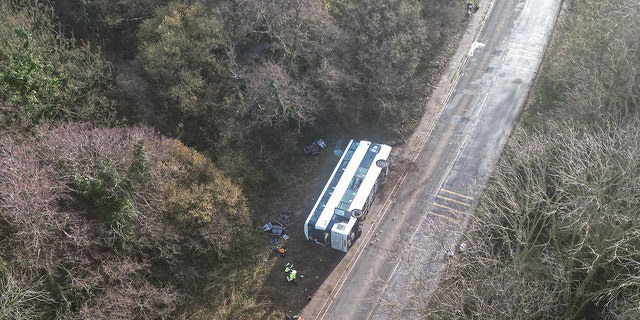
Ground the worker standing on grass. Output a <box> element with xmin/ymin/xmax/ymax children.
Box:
<box><xmin>287</xmin><ymin>269</ymin><xmax>298</xmax><ymax>284</ymax></box>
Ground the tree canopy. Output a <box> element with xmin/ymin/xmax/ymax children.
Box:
<box><xmin>0</xmin><ymin>123</ymin><xmax>251</xmax><ymax>318</ymax></box>
<box><xmin>0</xmin><ymin>0</ymin><xmax>464</xmax><ymax>318</ymax></box>
<box><xmin>0</xmin><ymin>1</ymin><xmax>114</xmax><ymax>129</ymax></box>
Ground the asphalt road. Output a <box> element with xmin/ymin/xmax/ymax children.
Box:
<box><xmin>301</xmin><ymin>0</ymin><xmax>563</xmax><ymax>319</ymax></box>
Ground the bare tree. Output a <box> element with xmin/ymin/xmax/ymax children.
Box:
<box><xmin>243</xmin><ymin>61</ymin><xmax>318</xmax><ymax>130</ymax></box>
<box><xmin>407</xmin><ymin>0</ymin><xmax>640</xmax><ymax>318</ymax></box>
<box><xmin>408</xmin><ymin>120</ymin><xmax>640</xmax><ymax>319</ymax></box>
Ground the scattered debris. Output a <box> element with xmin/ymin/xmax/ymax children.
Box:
<box><xmin>441</xmin><ymin>242</ymin><xmax>456</xmax><ymax>260</ymax></box>
<box><xmin>304</xmin><ymin>139</ymin><xmax>327</xmax><ymax>155</ymax></box>
<box><xmin>469</xmin><ymin>41</ymin><xmax>486</xmax><ymax>57</ymax></box>
<box><xmin>388</xmin><ymin>138</ymin><xmax>406</xmax><ymax>147</ymax></box>
<box><xmin>333</xmin><ymin>139</ymin><xmax>345</xmax><ymax>157</ymax></box>
<box><xmin>263</xmin><ymin>211</ymin><xmax>293</xmax><ymax>245</ymax></box>
<box><xmin>274</xmin><ymin>244</ymin><xmax>288</xmax><ymax>257</ymax></box>
<box><xmin>446</xmin><ymin>249</ymin><xmax>455</xmax><ymax>259</ymax></box>
<box><xmin>285</xmin><ymin>312</ymin><xmax>304</xmax><ymax>320</ymax></box>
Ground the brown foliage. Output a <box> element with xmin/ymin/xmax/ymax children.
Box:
<box><xmin>0</xmin><ymin>123</ymin><xmax>251</xmax><ymax>318</ymax></box>
<box><xmin>157</xmin><ymin>140</ymin><xmax>252</xmax><ymax>256</ymax></box>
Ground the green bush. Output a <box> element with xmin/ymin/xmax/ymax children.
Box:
<box><xmin>68</xmin><ymin>144</ymin><xmax>149</xmax><ymax>238</ymax></box>
<box><xmin>70</xmin><ymin>163</ymin><xmax>134</xmax><ymax>234</ymax></box>
<box><xmin>0</xmin><ymin>28</ymin><xmax>67</xmax><ymax>123</ymax></box>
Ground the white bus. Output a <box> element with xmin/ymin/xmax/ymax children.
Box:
<box><xmin>304</xmin><ymin>140</ymin><xmax>392</xmax><ymax>252</ymax></box>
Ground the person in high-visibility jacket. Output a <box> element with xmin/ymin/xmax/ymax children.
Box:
<box><xmin>287</xmin><ymin>270</ymin><xmax>297</xmax><ymax>283</ymax></box>
<box><xmin>284</xmin><ymin>263</ymin><xmax>293</xmax><ymax>274</ymax></box>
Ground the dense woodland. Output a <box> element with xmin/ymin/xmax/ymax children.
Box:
<box><xmin>408</xmin><ymin>0</ymin><xmax>640</xmax><ymax>319</ymax></box>
<box><xmin>6</xmin><ymin>0</ymin><xmax>638</xmax><ymax>319</ymax></box>
<box><xmin>0</xmin><ymin>0</ymin><xmax>463</xmax><ymax>318</ymax></box>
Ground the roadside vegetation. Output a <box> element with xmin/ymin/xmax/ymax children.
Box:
<box><xmin>414</xmin><ymin>0</ymin><xmax>640</xmax><ymax>318</ymax></box>
<box><xmin>0</xmin><ymin>0</ymin><xmax>465</xmax><ymax>318</ymax></box>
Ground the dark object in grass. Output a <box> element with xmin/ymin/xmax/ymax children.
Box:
<box><xmin>304</xmin><ymin>139</ymin><xmax>327</xmax><ymax>155</ymax></box>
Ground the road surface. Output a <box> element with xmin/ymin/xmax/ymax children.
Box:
<box><xmin>301</xmin><ymin>0</ymin><xmax>563</xmax><ymax>318</ymax></box>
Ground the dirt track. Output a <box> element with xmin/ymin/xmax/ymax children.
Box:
<box><xmin>300</xmin><ymin>0</ymin><xmax>564</xmax><ymax>319</ymax></box>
